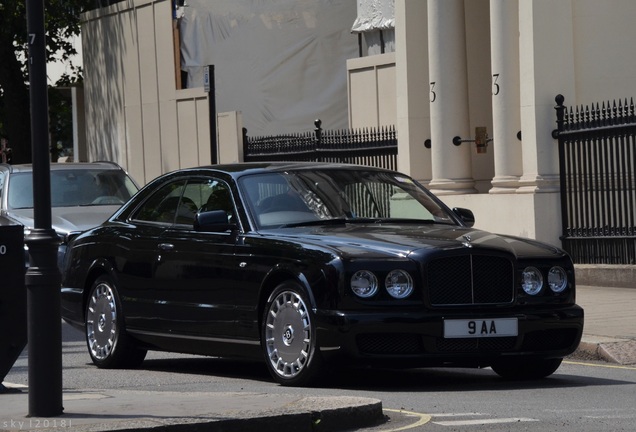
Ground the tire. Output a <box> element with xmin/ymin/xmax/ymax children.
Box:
<box><xmin>262</xmin><ymin>282</ymin><xmax>324</xmax><ymax>386</ymax></box>
<box><xmin>491</xmin><ymin>357</ymin><xmax>563</xmax><ymax>380</ymax></box>
<box><xmin>85</xmin><ymin>275</ymin><xmax>147</xmax><ymax>369</ymax></box>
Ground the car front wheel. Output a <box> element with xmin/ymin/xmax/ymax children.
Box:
<box><xmin>85</xmin><ymin>275</ymin><xmax>147</xmax><ymax>368</ymax></box>
<box><xmin>491</xmin><ymin>357</ymin><xmax>563</xmax><ymax>380</ymax></box>
<box><xmin>262</xmin><ymin>282</ymin><xmax>324</xmax><ymax>386</ymax></box>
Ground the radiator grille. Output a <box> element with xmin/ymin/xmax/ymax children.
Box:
<box><xmin>436</xmin><ymin>337</ymin><xmax>517</xmax><ymax>352</ymax></box>
<box><xmin>428</xmin><ymin>255</ymin><xmax>514</xmax><ymax>306</ymax></box>
<box><xmin>356</xmin><ymin>333</ymin><xmax>424</xmax><ymax>355</ymax></box>
<box><xmin>521</xmin><ymin>329</ymin><xmax>579</xmax><ymax>351</ymax></box>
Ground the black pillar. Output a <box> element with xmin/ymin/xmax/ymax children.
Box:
<box><xmin>25</xmin><ymin>0</ymin><xmax>63</xmax><ymax>417</ymax></box>
<box><xmin>205</xmin><ymin>65</ymin><xmax>218</xmax><ymax>164</ymax></box>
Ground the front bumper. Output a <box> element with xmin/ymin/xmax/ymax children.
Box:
<box><xmin>314</xmin><ymin>305</ymin><xmax>584</xmax><ymax>367</ymax></box>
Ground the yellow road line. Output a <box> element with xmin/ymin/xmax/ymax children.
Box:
<box><xmin>564</xmin><ymin>360</ymin><xmax>636</xmax><ymax>370</ymax></box>
<box><xmin>383</xmin><ymin>408</ymin><xmax>432</xmax><ymax>431</ymax></box>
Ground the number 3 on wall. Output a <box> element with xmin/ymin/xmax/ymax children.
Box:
<box><xmin>430</xmin><ymin>82</ymin><xmax>436</xmax><ymax>103</ymax></box>
<box><xmin>492</xmin><ymin>74</ymin><xmax>500</xmax><ymax>96</ymax></box>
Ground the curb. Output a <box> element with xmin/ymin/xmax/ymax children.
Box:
<box><xmin>203</xmin><ymin>399</ymin><xmax>385</xmax><ymax>432</ymax></box>
<box><xmin>0</xmin><ymin>391</ymin><xmax>385</xmax><ymax>432</ymax></box>
<box><xmin>574</xmin><ymin>264</ymin><xmax>636</xmax><ymax>289</ymax></box>
<box><xmin>576</xmin><ymin>337</ymin><xmax>636</xmax><ymax>365</ymax></box>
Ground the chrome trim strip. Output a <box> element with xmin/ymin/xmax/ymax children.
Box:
<box><xmin>128</xmin><ymin>329</ymin><xmax>260</xmax><ymax>346</ymax></box>
<box><xmin>320</xmin><ymin>346</ymin><xmax>341</xmax><ymax>351</ymax></box>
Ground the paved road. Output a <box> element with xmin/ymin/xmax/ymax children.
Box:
<box><xmin>2</xmin><ymin>283</ymin><xmax>635</xmax><ymax>431</ymax></box>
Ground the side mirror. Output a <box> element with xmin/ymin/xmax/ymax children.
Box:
<box><xmin>452</xmin><ymin>207</ymin><xmax>475</xmax><ymax>228</ymax></box>
<box><xmin>194</xmin><ymin>210</ymin><xmax>236</xmax><ymax>232</ymax></box>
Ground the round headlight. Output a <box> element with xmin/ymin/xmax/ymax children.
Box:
<box><xmin>521</xmin><ymin>266</ymin><xmax>543</xmax><ymax>295</ymax></box>
<box><xmin>385</xmin><ymin>270</ymin><xmax>413</xmax><ymax>299</ymax></box>
<box><xmin>351</xmin><ymin>270</ymin><xmax>378</xmax><ymax>298</ymax></box>
<box><xmin>548</xmin><ymin>266</ymin><xmax>568</xmax><ymax>293</ymax></box>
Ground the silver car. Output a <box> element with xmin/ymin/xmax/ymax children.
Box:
<box><xmin>0</xmin><ymin>162</ymin><xmax>139</xmax><ymax>265</ymax></box>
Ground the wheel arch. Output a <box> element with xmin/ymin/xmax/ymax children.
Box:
<box><xmin>256</xmin><ymin>265</ymin><xmax>322</xmax><ymax>335</ymax></box>
<box><xmin>81</xmin><ymin>258</ymin><xmax>119</xmax><ymax>320</ymax></box>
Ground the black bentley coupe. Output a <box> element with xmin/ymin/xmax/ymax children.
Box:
<box><xmin>60</xmin><ymin>162</ymin><xmax>584</xmax><ymax>386</ymax></box>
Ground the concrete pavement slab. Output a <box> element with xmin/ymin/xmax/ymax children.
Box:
<box><xmin>573</xmin><ymin>285</ymin><xmax>636</xmax><ymax>365</ymax></box>
<box><xmin>0</xmin><ymin>386</ymin><xmax>384</xmax><ymax>432</ymax></box>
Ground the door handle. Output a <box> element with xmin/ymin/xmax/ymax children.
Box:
<box><xmin>158</xmin><ymin>243</ymin><xmax>174</xmax><ymax>252</ymax></box>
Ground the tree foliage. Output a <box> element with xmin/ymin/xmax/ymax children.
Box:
<box><xmin>0</xmin><ymin>0</ymin><xmax>95</xmax><ymax>163</ymax></box>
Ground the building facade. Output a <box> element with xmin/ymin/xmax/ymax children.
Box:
<box><xmin>80</xmin><ymin>0</ymin><xmax>636</xmax><ymax>249</ymax></box>
<box><xmin>348</xmin><ymin>0</ymin><xmax>636</xmax><ymax>245</ymax></box>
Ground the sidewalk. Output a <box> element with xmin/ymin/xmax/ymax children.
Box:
<box><xmin>0</xmin><ymin>389</ymin><xmax>384</xmax><ymax>432</ymax></box>
<box><xmin>1</xmin><ymin>284</ymin><xmax>635</xmax><ymax>432</ymax></box>
<box><xmin>573</xmin><ymin>285</ymin><xmax>636</xmax><ymax>365</ymax></box>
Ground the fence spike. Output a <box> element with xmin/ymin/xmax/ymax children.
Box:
<box><xmin>592</xmin><ymin>103</ymin><xmax>600</xmax><ymax>127</ymax></box>
<box><xmin>243</xmin><ymin>122</ymin><xmax>397</xmax><ymax>167</ymax></box>
<box><xmin>601</xmin><ymin>101</ymin><xmax>607</xmax><ymax>126</ymax></box>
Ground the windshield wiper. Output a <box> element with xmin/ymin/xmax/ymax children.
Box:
<box><xmin>281</xmin><ymin>217</ymin><xmax>454</xmax><ymax>228</ymax></box>
<box><xmin>280</xmin><ymin>217</ymin><xmax>348</xmax><ymax>228</ymax></box>
<box><xmin>344</xmin><ymin>217</ymin><xmax>444</xmax><ymax>224</ymax></box>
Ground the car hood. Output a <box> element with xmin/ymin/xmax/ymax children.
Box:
<box><xmin>6</xmin><ymin>206</ymin><xmax>121</xmax><ymax>235</ymax></box>
<box><xmin>267</xmin><ymin>223</ymin><xmax>563</xmax><ymax>260</ymax></box>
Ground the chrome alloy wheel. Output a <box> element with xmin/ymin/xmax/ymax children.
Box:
<box><xmin>86</xmin><ymin>281</ymin><xmax>118</xmax><ymax>361</ymax></box>
<box><xmin>264</xmin><ymin>290</ymin><xmax>312</xmax><ymax>379</ymax></box>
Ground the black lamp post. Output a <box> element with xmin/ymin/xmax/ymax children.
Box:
<box><xmin>25</xmin><ymin>0</ymin><xmax>63</xmax><ymax>417</ymax></box>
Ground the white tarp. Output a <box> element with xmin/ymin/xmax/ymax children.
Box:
<box><xmin>351</xmin><ymin>0</ymin><xmax>395</xmax><ymax>33</ymax></box>
<box><xmin>179</xmin><ymin>0</ymin><xmax>359</xmax><ymax>136</ymax></box>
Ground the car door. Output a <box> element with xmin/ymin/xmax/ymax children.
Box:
<box><xmin>118</xmin><ymin>179</ymin><xmax>188</xmax><ymax>332</ymax></box>
<box><xmin>151</xmin><ymin>177</ymin><xmax>241</xmax><ymax>339</ymax></box>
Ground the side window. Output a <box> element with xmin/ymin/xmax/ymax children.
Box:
<box><xmin>196</xmin><ymin>179</ymin><xmax>235</xmax><ymax>224</ymax></box>
<box><xmin>133</xmin><ymin>180</ymin><xmax>187</xmax><ymax>224</ymax></box>
<box><xmin>7</xmin><ymin>173</ymin><xmax>33</xmax><ymax>209</ymax></box>
<box><xmin>132</xmin><ymin>177</ymin><xmax>235</xmax><ymax>227</ymax></box>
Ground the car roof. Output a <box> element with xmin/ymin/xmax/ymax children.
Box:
<box><xmin>0</xmin><ymin>161</ymin><xmax>125</xmax><ymax>174</ymax></box>
<box><xmin>174</xmin><ymin>161</ymin><xmax>392</xmax><ymax>179</ymax></box>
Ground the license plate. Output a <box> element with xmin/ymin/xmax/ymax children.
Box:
<box><xmin>443</xmin><ymin>318</ymin><xmax>518</xmax><ymax>338</ymax></box>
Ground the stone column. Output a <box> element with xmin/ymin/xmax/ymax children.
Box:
<box><xmin>427</xmin><ymin>0</ymin><xmax>476</xmax><ymax>195</ymax></box>
<box><xmin>395</xmin><ymin>0</ymin><xmax>431</xmax><ymax>182</ymax></box>
<box><xmin>518</xmin><ymin>0</ymin><xmax>575</xmax><ymax>193</ymax></box>
<box><xmin>489</xmin><ymin>0</ymin><xmax>522</xmax><ymax>193</ymax></box>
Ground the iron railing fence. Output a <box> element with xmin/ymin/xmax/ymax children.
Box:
<box><xmin>552</xmin><ymin>94</ymin><xmax>636</xmax><ymax>264</ymax></box>
<box><xmin>243</xmin><ymin>120</ymin><xmax>398</xmax><ymax>171</ymax></box>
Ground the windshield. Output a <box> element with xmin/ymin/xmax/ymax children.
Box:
<box><xmin>239</xmin><ymin>168</ymin><xmax>456</xmax><ymax>229</ymax></box>
<box><xmin>7</xmin><ymin>169</ymin><xmax>138</xmax><ymax>209</ymax></box>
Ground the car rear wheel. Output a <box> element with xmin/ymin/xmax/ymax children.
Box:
<box><xmin>85</xmin><ymin>275</ymin><xmax>147</xmax><ymax>368</ymax></box>
<box><xmin>491</xmin><ymin>357</ymin><xmax>563</xmax><ymax>380</ymax></box>
<box><xmin>262</xmin><ymin>282</ymin><xmax>324</xmax><ymax>386</ymax></box>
